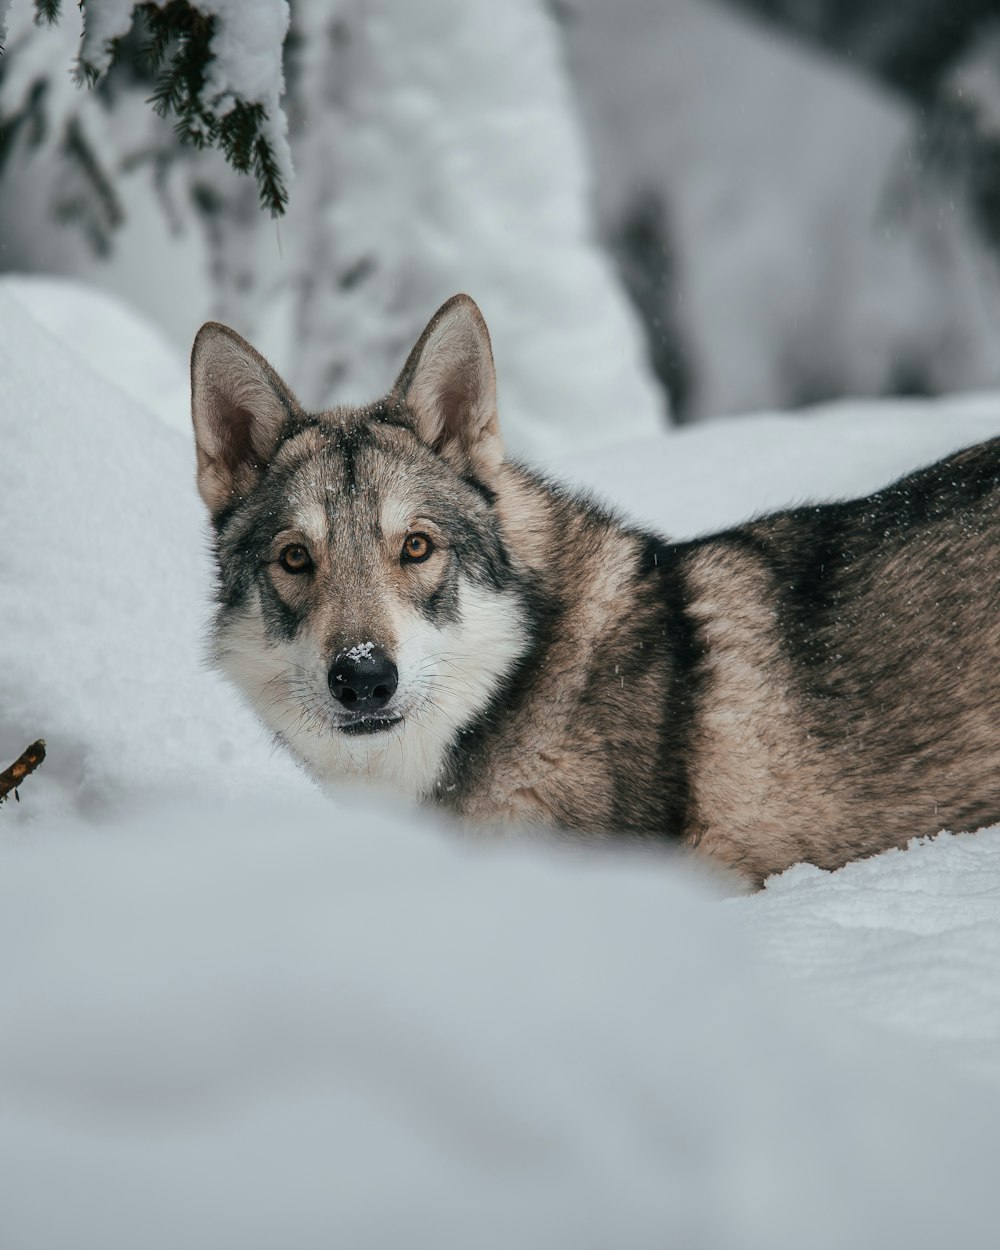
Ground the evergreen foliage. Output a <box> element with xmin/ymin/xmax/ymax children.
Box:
<box><xmin>138</xmin><ymin>2</ymin><xmax>288</xmax><ymax>215</ymax></box>
<box><xmin>6</xmin><ymin>0</ymin><xmax>288</xmax><ymax>216</ymax></box>
<box><xmin>34</xmin><ymin>0</ymin><xmax>63</xmax><ymax>24</ymax></box>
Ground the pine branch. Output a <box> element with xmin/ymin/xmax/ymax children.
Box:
<box><xmin>217</xmin><ymin>101</ymin><xmax>288</xmax><ymax>216</ymax></box>
<box><xmin>136</xmin><ymin>2</ymin><xmax>288</xmax><ymax>215</ymax></box>
<box><xmin>33</xmin><ymin>0</ymin><xmax>62</xmax><ymax>25</ymax></box>
<box><xmin>252</xmin><ymin>126</ymin><xmax>288</xmax><ymax>217</ymax></box>
<box><xmin>8</xmin><ymin>1</ymin><xmax>290</xmax><ymax>217</ymax></box>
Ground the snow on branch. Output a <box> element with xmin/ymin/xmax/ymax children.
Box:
<box><xmin>27</xmin><ymin>0</ymin><xmax>293</xmax><ymax>214</ymax></box>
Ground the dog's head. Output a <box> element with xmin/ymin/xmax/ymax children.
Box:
<box><xmin>191</xmin><ymin>295</ymin><xmax>530</xmax><ymax>797</ymax></box>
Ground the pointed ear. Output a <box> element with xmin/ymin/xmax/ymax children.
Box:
<box><xmin>393</xmin><ymin>294</ymin><xmax>503</xmax><ymax>480</ymax></box>
<box><xmin>190</xmin><ymin>322</ymin><xmax>298</xmax><ymax>516</ymax></box>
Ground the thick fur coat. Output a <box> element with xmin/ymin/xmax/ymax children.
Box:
<box><xmin>191</xmin><ymin>295</ymin><xmax>1000</xmax><ymax>883</ymax></box>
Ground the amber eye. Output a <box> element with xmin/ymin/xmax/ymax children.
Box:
<box><xmin>278</xmin><ymin>543</ymin><xmax>313</xmax><ymax>574</ymax></box>
<box><xmin>401</xmin><ymin>532</ymin><xmax>433</xmax><ymax>564</ymax></box>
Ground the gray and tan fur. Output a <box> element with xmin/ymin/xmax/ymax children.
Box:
<box><xmin>191</xmin><ymin>294</ymin><xmax>1000</xmax><ymax>884</ymax></box>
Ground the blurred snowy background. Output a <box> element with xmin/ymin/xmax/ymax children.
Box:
<box><xmin>4</xmin><ymin>3</ymin><xmax>1000</xmax><ymax>1246</ymax></box>
<box><xmin>4</xmin><ymin>0</ymin><xmax>1000</xmax><ymax>443</ymax></box>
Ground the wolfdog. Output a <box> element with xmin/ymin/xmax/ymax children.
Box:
<box><xmin>191</xmin><ymin>294</ymin><xmax>1000</xmax><ymax>883</ymax></box>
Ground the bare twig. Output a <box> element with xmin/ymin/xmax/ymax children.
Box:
<box><xmin>0</xmin><ymin>740</ymin><xmax>46</xmax><ymax>804</ymax></box>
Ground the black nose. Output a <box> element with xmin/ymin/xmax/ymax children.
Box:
<box><xmin>328</xmin><ymin>645</ymin><xmax>398</xmax><ymax>713</ymax></box>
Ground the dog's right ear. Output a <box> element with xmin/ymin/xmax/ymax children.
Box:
<box><xmin>190</xmin><ymin>322</ymin><xmax>298</xmax><ymax>516</ymax></box>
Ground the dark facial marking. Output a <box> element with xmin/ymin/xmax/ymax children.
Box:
<box><xmin>423</xmin><ymin>577</ymin><xmax>461</xmax><ymax>624</ymax></box>
<box><xmin>374</xmin><ymin>423</ymin><xmax>513</xmax><ymax>591</ymax></box>
<box><xmin>211</xmin><ymin>450</ymin><xmax>322</xmax><ymax>639</ymax></box>
<box><xmin>338</xmin><ymin>428</ymin><xmax>360</xmax><ymax>494</ymax></box>
<box><xmin>256</xmin><ymin>567</ymin><xmax>309</xmax><ymax>642</ymax></box>
<box><xmin>461</xmin><ymin>473</ymin><xmax>498</xmax><ymax>508</ymax></box>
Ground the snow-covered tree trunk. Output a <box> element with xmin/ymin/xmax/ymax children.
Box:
<box><xmin>207</xmin><ymin>0</ymin><xmax>666</xmax><ymax>457</ymax></box>
<box><xmin>1</xmin><ymin>0</ymin><xmax>664</xmax><ymax>457</ymax></box>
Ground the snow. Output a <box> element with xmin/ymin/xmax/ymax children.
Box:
<box><xmin>2</xmin><ymin>799</ymin><xmax>999</xmax><ymax>1250</ymax></box>
<box><xmin>1</xmin><ymin>0</ymin><xmax>663</xmax><ymax>463</ymax></box>
<box><xmin>2</xmin><ymin>274</ymin><xmax>190</xmax><ymax>435</ymax></box>
<box><xmin>76</xmin><ymin>0</ymin><xmax>138</xmax><ymax>77</ymax></box>
<box><xmin>4</xmin><ymin>277</ymin><xmax>1000</xmax><ymax>1244</ymax></box>
<box><xmin>197</xmin><ymin>0</ymin><xmax>293</xmax><ymax>188</ymax></box>
<box><xmin>0</xmin><ymin>7</ymin><xmax>97</xmax><ymax>153</ymax></box>
<box><xmin>0</xmin><ymin>279</ymin><xmax>299</xmax><ymax>823</ymax></box>
<box><xmin>736</xmin><ymin>828</ymin><xmax>1000</xmax><ymax>1084</ymax></box>
<box><xmin>214</xmin><ymin>0</ymin><xmax>665</xmax><ymax>461</ymax></box>
<box><xmin>27</xmin><ymin>0</ymin><xmax>293</xmax><ymax>197</ymax></box>
<box><xmin>563</xmin><ymin>0</ymin><xmax>1000</xmax><ymax>419</ymax></box>
<box><xmin>555</xmin><ymin>391</ymin><xmax>1000</xmax><ymax>539</ymax></box>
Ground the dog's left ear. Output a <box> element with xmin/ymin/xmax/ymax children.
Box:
<box><xmin>394</xmin><ymin>294</ymin><xmax>503</xmax><ymax>481</ymax></box>
<box><xmin>190</xmin><ymin>322</ymin><xmax>298</xmax><ymax>516</ymax></box>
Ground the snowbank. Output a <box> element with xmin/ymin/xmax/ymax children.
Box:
<box><xmin>1</xmin><ymin>797</ymin><xmax>997</xmax><ymax>1250</ymax></box>
<box><xmin>3</xmin><ymin>275</ymin><xmax>191</xmax><ymax>436</ymax></box>
<box><xmin>556</xmin><ymin>391</ymin><xmax>1000</xmax><ymax>538</ymax></box>
<box><xmin>737</xmin><ymin>825</ymin><xmax>1000</xmax><ymax>1084</ymax></box>
<box><xmin>4</xmin><ymin>278</ymin><xmax>1000</xmax><ymax>1246</ymax></box>
<box><xmin>0</xmin><ymin>279</ymin><xmax>300</xmax><ymax>823</ymax></box>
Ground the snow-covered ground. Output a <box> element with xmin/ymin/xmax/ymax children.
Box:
<box><xmin>3</xmin><ymin>278</ymin><xmax>1000</xmax><ymax>1247</ymax></box>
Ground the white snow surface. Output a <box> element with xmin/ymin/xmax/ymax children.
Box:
<box><xmin>3</xmin><ymin>279</ymin><xmax>1000</xmax><ymax>1245</ymax></box>
<box><xmin>2</xmin><ymin>274</ymin><xmax>191</xmax><ymax>434</ymax></box>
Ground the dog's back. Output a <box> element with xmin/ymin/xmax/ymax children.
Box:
<box><xmin>434</xmin><ymin>437</ymin><xmax>1000</xmax><ymax>882</ymax></box>
<box><xmin>669</xmin><ymin>436</ymin><xmax>1000</xmax><ymax>879</ymax></box>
